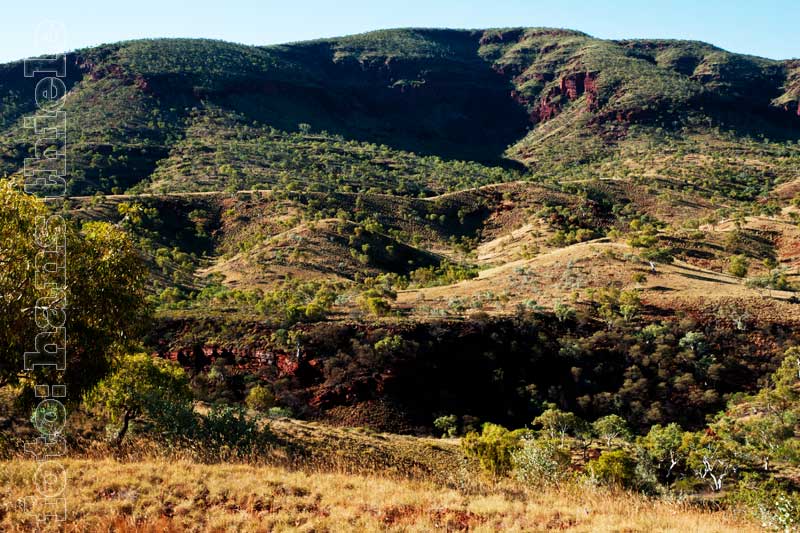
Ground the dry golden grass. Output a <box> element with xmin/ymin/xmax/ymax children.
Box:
<box><xmin>0</xmin><ymin>457</ymin><xmax>759</xmax><ymax>532</ymax></box>
<box><xmin>397</xmin><ymin>230</ymin><xmax>800</xmax><ymax>322</ymax></box>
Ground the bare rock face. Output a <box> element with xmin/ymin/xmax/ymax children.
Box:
<box><xmin>524</xmin><ymin>72</ymin><xmax>599</xmax><ymax>124</ymax></box>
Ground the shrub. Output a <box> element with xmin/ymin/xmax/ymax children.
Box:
<box><xmin>512</xmin><ymin>437</ymin><xmax>571</xmax><ymax>486</ymax></box>
<box><xmin>361</xmin><ymin>295</ymin><xmax>392</xmax><ymax>316</ymax></box>
<box><xmin>641</xmin><ymin>246</ymin><xmax>674</xmax><ymax>264</ymax></box>
<box><xmin>588</xmin><ymin>449</ymin><xmax>637</xmax><ymax>488</ymax></box>
<box><xmin>255</xmin><ymin>280</ymin><xmax>337</xmax><ymax>326</ymax></box>
<box><xmin>731</xmin><ymin>479</ymin><xmax>800</xmax><ymax>532</ymax></box>
<box><xmin>374</xmin><ymin>335</ymin><xmax>404</xmax><ymax>354</ymax></box>
<box><xmin>245</xmin><ymin>385</ymin><xmax>276</xmax><ymax>412</ymax></box>
<box><xmin>409</xmin><ymin>262</ymin><xmax>478</xmax><ymax>288</ymax></box>
<box><xmin>267</xmin><ymin>406</ymin><xmax>292</xmax><ymax>419</ymax></box>
<box><xmin>197</xmin><ymin>405</ymin><xmax>267</xmax><ymax>460</ymax></box>
<box><xmin>728</xmin><ymin>255</ymin><xmax>749</xmax><ymax>278</ymax></box>
<box><xmin>434</xmin><ymin>414</ymin><xmax>458</xmax><ymax>437</ymax></box>
<box><xmin>746</xmin><ymin>269</ymin><xmax>792</xmax><ymax>291</ymax></box>
<box><xmin>140</xmin><ymin>398</ymin><xmax>272</xmax><ymax>461</ymax></box>
<box><xmin>553</xmin><ymin>301</ymin><xmax>576</xmax><ymax>322</ymax></box>
<box><xmin>618</xmin><ymin>290</ymin><xmax>642</xmax><ymax>321</ymax></box>
<box><xmin>462</xmin><ymin>423</ymin><xmax>527</xmax><ymax>476</ymax></box>
<box><xmin>84</xmin><ymin>353</ymin><xmax>191</xmax><ymax>446</ymax></box>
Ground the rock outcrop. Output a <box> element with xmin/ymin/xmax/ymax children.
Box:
<box><xmin>515</xmin><ymin>71</ymin><xmax>599</xmax><ymax>124</ymax></box>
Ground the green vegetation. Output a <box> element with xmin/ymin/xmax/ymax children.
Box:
<box><xmin>462</xmin><ymin>422</ymin><xmax>529</xmax><ymax>476</ymax></box>
<box><xmin>433</xmin><ymin>414</ymin><xmax>458</xmax><ymax>437</ymax></box>
<box><xmin>84</xmin><ymin>353</ymin><xmax>191</xmax><ymax>446</ymax></box>
<box><xmin>245</xmin><ymin>384</ymin><xmax>276</xmax><ymax>412</ymax></box>
<box><xmin>593</xmin><ymin>414</ymin><xmax>632</xmax><ymax>447</ymax></box>
<box><xmin>588</xmin><ymin>449</ymin><xmax>638</xmax><ymax>488</ymax></box>
<box><xmin>452</xmin><ymin>345</ymin><xmax>800</xmax><ymax>527</ymax></box>
<box><xmin>1</xmin><ymin>28</ymin><xmax>796</xmax><ymax>199</ymax></box>
<box><xmin>512</xmin><ymin>437</ymin><xmax>571</xmax><ymax>486</ymax></box>
<box><xmin>1</xmin><ymin>26</ymin><xmax>800</xmax><ymax>532</ymax></box>
<box><xmin>729</xmin><ymin>254</ymin><xmax>750</xmax><ymax>277</ymax></box>
<box><xmin>0</xmin><ymin>180</ymin><xmax>148</xmax><ymax>398</ymax></box>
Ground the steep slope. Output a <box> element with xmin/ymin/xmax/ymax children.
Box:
<box><xmin>0</xmin><ymin>29</ymin><xmax>797</xmax><ymax>197</ymax></box>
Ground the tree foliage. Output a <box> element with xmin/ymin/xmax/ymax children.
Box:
<box><xmin>593</xmin><ymin>414</ymin><xmax>631</xmax><ymax>447</ymax></box>
<box><xmin>84</xmin><ymin>353</ymin><xmax>191</xmax><ymax>445</ymax></box>
<box><xmin>0</xmin><ymin>180</ymin><xmax>149</xmax><ymax>397</ymax></box>
<box><xmin>462</xmin><ymin>423</ymin><xmax>528</xmax><ymax>476</ymax></box>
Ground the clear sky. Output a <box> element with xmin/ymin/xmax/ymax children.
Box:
<box><xmin>0</xmin><ymin>0</ymin><xmax>797</xmax><ymax>64</ymax></box>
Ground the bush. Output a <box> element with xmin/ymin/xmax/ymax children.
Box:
<box><xmin>197</xmin><ymin>405</ymin><xmax>267</xmax><ymax>460</ymax></box>
<box><xmin>746</xmin><ymin>269</ymin><xmax>792</xmax><ymax>291</ymax></box>
<box><xmin>462</xmin><ymin>423</ymin><xmax>527</xmax><ymax>476</ymax></box>
<box><xmin>255</xmin><ymin>280</ymin><xmax>337</xmax><ymax>326</ymax></box>
<box><xmin>84</xmin><ymin>353</ymin><xmax>191</xmax><ymax>446</ymax></box>
<box><xmin>588</xmin><ymin>449</ymin><xmax>637</xmax><ymax>488</ymax></box>
<box><xmin>361</xmin><ymin>296</ymin><xmax>392</xmax><ymax>316</ymax></box>
<box><xmin>728</xmin><ymin>255</ymin><xmax>749</xmax><ymax>278</ymax></box>
<box><xmin>512</xmin><ymin>437</ymin><xmax>571</xmax><ymax>486</ymax></box>
<box><xmin>434</xmin><ymin>414</ymin><xmax>458</xmax><ymax>437</ymax></box>
<box><xmin>553</xmin><ymin>302</ymin><xmax>576</xmax><ymax>322</ymax></box>
<box><xmin>641</xmin><ymin>246</ymin><xmax>674</xmax><ymax>264</ymax></box>
<box><xmin>245</xmin><ymin>385</ymin><xmax>276</xmax><ymax>412</ymax></box>
<box><xmin>731</xmin><ymin>479</ymin><xmax>800</xmax><ymax>532</ymax></box>
<box><xmin>145</xmin><ymin>399</ymin><xmax>271</xmax><ymax>462</ymax></box>
<box><xmin>374</xmin><ymin>334</ymin><xmax>404</xmax><ymax>354</ymax></box>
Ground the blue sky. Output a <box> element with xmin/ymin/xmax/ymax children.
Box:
<box><xmin>1</xmin><ymin>0</ymin><xmax>797</xmax><ymax>63</ymax></box>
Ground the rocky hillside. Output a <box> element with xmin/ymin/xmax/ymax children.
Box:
<box><xmin>3</xmin><ymin>27</ymin><xmax>800</xmax><ymax>433</ymax></box>
<box><xmin>1</xmin><ymin>28</ymin><xmax>798</xmax><ymax>196</ymax></box>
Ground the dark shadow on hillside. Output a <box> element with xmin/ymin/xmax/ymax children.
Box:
<box><xmin>206</xmin><ymin>34</ymin><xmax>532</xmax><ymax>164</ymax></box>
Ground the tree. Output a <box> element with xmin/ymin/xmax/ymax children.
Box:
<box><xmin>533</xmin><ymin>408</ymin><xmax>582</xmax><ymax>445</ymax></box>
<box><xmin>639</xmin><ymin>423</ymin><xmax>685</xmax><ymax>481</ymax></box>
<box><xmin>593</xmin><ymin>414</ymin><xmax>632</xmax><ymax>447</ymax></box>
<box><xmin>772</xmin><ymin>347</ymin><xmax>800</xmax><ymax>398</ymax></box>
<box><xmin>728</xmin><ymin>254</ymin><xmax>749</xmax><ymax>278</ymax></box>
<box><xmin>553</xmin><ymin>301</ymin><xmax>576</xmax><ymax>322</ymax></box>
<box><xmin>737</xmin><ymin>413</ymin><xmax>797</xmax><ymax>471</ymax></box>
<box><xmin>361</xmin><ymin>295</ymin><xmax>391</xmax><ymax>316</ymax></box>
<box><xmin>573</xmin><ymin>417</ymin><xmax>595</xmax><ymax>460</ymax></box>
<box><xmin>678</xmin><ymin>331</ymin><xmax>706</xmax><ymax>355</ymax></box>
<box><xmin>724</xmin><ymin>230</ymin><xmax>742</xmax><ymax>253</ymax></box>
<box><xmin>756</xmin><ymin>347</ymin><xmax>800</xmax><ymax>412</ymax></box>
<box><xmin>594</xmin><ymin>288</ymin><xmax>641</xmax><ymax>325</ymax></box>
<box><xmin>0</xmin><ymin>180</ymin><xmax>149</xmax><ymax>397</ymax></box>
<box><xmin>84</xmin><ymin>353</ymin><xmax>191</xmax><ymax>446</ymax></box>
<box><xmin>683</xmin><ymin>433</ymin><xmax>740</xmax><ymax>492</ymax></box>
<box><xmin>618</xmin><ymin>290</ymin><xmax>642</xmax><ymax>322</ymax></box>
<box><xmin>732</xmin><ymin>347</ymin><xmax>800</xmax><ymax>470</ymax></box>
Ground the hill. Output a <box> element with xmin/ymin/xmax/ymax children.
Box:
<box><xmin>1</xmin><ymin>28</ymin><xmax>798</xmax><ymax>197</ymax></box>
<box><xmin>1</xmin><ymin>26</ymin><xmax>800</xmax><ymax>531</ymax></box>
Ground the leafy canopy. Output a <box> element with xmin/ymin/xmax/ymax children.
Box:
<box><xmin>84</xmin><ymin>353</ymin><xmax>190</xmax><ymax>421</ymax></box>
<box><xmin>0</xmin><ymin>180</ymin><xmax>149</xmax><ymax>397</ymax></box>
